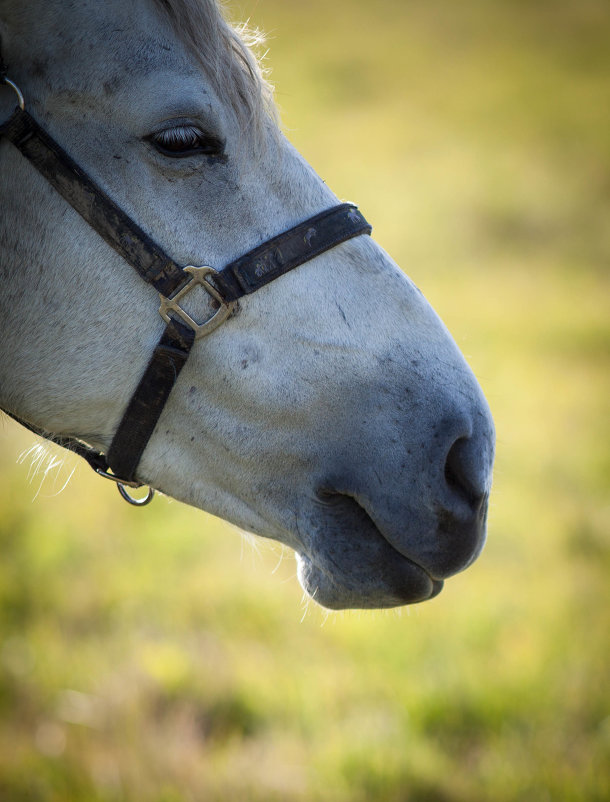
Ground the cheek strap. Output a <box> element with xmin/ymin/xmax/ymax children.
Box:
<box><xmin>1</xmin><ymin>97</ymin><xmax>371</xmax><ymax>497</ymax></box>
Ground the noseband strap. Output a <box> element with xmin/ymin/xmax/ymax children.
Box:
<box><xmin>1</xmin><ymin>90</ymin><xmax>372</xmax><ymax>497</ymax></box>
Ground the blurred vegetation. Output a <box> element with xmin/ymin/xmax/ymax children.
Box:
<box><xmin>1</xmin><ymin>0</ymin><xmax>609</xmax><ymax>799</ymax></box>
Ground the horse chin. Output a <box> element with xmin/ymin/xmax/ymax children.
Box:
<box><xmin>295</xmin><ymin>497</ymin><xmax>444</xmax><ymax>610</ymax></box>
<box><xmin>296</xmin><ymin>551</ymin><xmax>443</xmax><ymax>610</ymax></box>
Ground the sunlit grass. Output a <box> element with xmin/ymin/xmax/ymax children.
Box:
<box><xmin>1</xmin><ymin>0</ymin><xmax>609</xmax><ymax>800</ymax></box>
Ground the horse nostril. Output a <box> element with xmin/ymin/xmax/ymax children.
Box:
<box><xmin>444</xmin><ymin>436</ymin><xmax>486</xmax><ymax>508</ymax></box>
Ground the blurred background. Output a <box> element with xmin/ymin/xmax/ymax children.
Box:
<box><xmin>1</xmin><ymin>0</ymin><xmax>608</xmax><ymax>799</ymax></box>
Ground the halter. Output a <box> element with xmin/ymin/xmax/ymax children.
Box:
<box><xmin>0</xmin><ymin>72</ymin><xmax>372</xmax><ymax>505</ymax></box>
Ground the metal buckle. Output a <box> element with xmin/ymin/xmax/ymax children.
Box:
<box><xmin>159</xmin><ymin>266</ymin><xmax>235</xmax><ymax>339</ymax></box>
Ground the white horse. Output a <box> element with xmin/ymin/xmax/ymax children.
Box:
<box><xmin>0</xmin><ymin>0</ymin><xmax>494</xmax><ymax>609</ymax></box>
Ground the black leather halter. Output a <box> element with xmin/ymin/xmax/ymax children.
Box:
<box><xmin>0</xmin><ymin>72</ymin><xmax>372</xmax><ymax>503</ymax></box>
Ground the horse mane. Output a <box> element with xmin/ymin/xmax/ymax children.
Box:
<box><xmin>153</xmin><ymin>0</ymin><xmax>276</xmax><ymax>140</ymax></box>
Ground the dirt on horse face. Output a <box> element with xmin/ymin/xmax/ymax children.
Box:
<box><xmin>0</xmin><ymin>0</ymin><xmax>495</xmax><ymax>609</ymax></box>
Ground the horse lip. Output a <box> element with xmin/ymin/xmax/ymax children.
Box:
<box><xmin>378</xmin><ymin>541</ymin><xmax>445</xmax><ymax>597</ymax></box>
<box><xmin>297</xmin><ymin>545</ymin><xmax>444</xmax><ymax>609</ymax></box>
<box><xmin>360</xmin><ymin>489</ymin><xmax>489</xmax><ymax>583</ymax></box>
<box><xmin>302</xmin><ymin>492</ymin><xmax>447</xmax><ymax>607</ymax></box>
<box><xmin>388</xmin><ymin>550</ymin><xmax>445</xmax><ymax>599</ymax></box>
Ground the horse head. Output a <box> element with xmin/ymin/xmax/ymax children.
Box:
<box><xmin>0</xmin><ymin>0</ymin><xmax>494</xmax><ymax>608</ymax></box>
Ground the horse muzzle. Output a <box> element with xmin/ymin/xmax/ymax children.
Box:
<box><xmin>295</xmin><ymin>407</ymin><xmax>493</xmax><ymax>609</ymax></box>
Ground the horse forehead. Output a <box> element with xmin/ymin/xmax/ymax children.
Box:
<box><xmin>5</xmin><ymin>0</ymin><xmax>189</xmax><ymax>82</ymax></box>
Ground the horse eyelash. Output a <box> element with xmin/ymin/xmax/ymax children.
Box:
<box><xmin>149</xmin><ymin>125</ymin><xmax>225</xmax><ymax>158</ymax></box>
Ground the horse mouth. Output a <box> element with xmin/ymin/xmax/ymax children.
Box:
<box><xmin>297</xmin><ymin>551</ymin><xmax>444</xmax><ymax>610</ymax></box>
<box><xmin>296</xmin><ymin>494</ymin><xmax>445</xmax><ymax>610</ymax></box>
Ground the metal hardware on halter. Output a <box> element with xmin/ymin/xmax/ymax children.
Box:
<box><xmin>159</xmin><ymin>266</ymin><xmax>235</xmax><ymax>339</ymax></box>
<box><xmin>117</xmin><ymin>483</ymin><xmax>155</xmax><ymax>506</ymax></box>
<box><xmin>95</xmin><ymin>467</ymin><xmax>155</xmax><ymax>506</ymax></box>
<box><xmin>1</xmin><ymin>76</ymin><xmax>25</xmax><ymax>110</ymax></box>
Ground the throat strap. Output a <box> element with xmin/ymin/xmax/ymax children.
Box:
<box><xmin>107</xmin><ymin>319</ymin><xmax>195</xmax><ymax>481</ymax></box>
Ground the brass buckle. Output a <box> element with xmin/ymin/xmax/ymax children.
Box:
<box><xmin>159</xmin><ymin>266</ymin><xmax>235</xmax><ymax>339</ymax></box>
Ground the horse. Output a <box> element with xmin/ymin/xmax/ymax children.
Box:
<box><xmin>0</xmin><ymin>0</ymin><xmax>494</xmax><ymax>610</ymax></box>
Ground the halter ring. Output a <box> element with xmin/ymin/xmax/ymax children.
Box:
<box><xmin>95</xmin><ymin>467</ymin><xmax>155</xmax><ymax>506</ymax></box>
<box><xmin>2</xmin><ymin>76</ymin><xmax>25</xmax><ymax>111</ymax></box>
<box><xmin>117</xmin><ymin>483</ymin><xmax>155</xmax><ymax>507</ymax></box>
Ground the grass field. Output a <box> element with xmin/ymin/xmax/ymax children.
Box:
<box><xmin>1</xmin><ymin>0</ymin><xmax>609</xmax><ymax>799</ymax></box>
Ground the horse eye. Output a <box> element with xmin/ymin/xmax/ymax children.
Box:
<box><xmin>149</xmin><ymin>125</ymin><xmax>225</xmax><ymax>159</ymax></box>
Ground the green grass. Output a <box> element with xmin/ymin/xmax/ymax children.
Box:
<box><xmin>1</xmin><ymin>0</ymin><xmax>609</xmax><ymax>799</ymax></box>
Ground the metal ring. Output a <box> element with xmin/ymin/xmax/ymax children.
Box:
<box><xmin>2</xmin><ymin>77</ymin><xmax>25</xmax><ymax>110</ymax></box>
<box><xmin>117</xmin><ymin>483</ymin><xmax>155</xmax><ymax>507</ymax></box>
